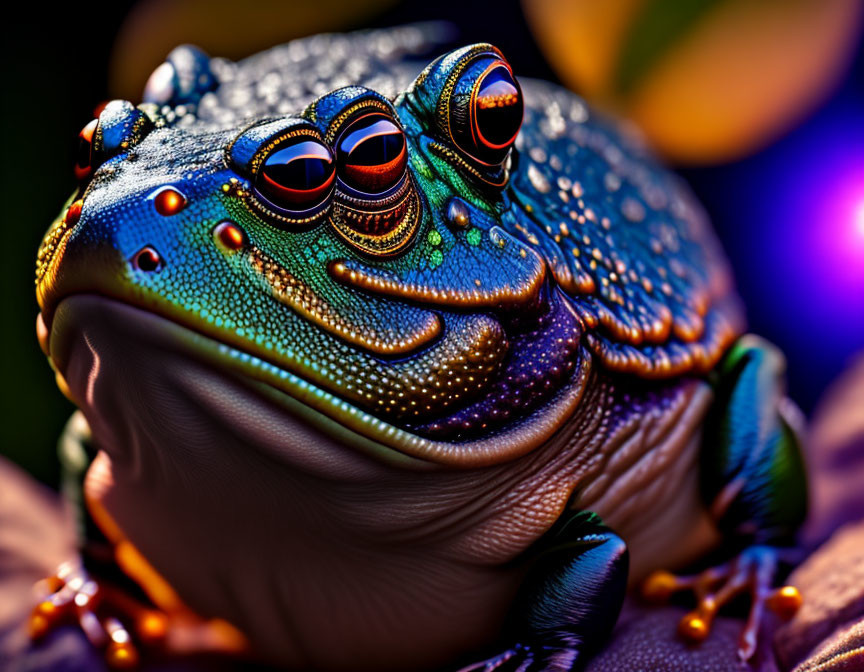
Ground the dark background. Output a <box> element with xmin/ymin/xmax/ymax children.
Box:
<box><xmin>2</xmin><ymin>1</ymin><xmax>862</xmax><ymax>486</ymax></box>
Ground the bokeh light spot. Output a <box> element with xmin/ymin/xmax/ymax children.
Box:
<box><xmin>855</xmin><ymin>198</ymin><xmax>864</xmax><ymax>239</ymax></box>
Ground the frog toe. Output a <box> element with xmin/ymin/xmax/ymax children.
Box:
<box><xmin>642</xmin><ymin>545</ymin><xmax>802</xmax><ymax>660</ymax></box>
<box><xmin>28</xmin><ymin>558</ymin><xmax>250</xmax><ymax>668</ymax></box>
<box><xmin>30</xmin><ymin>550</ymin><xmax>250</xmax><ymax>668</ymax></box>
<box><xmin>30</xmin><ymin>560</ymin><xmax>149</xmax><ymax>668</ymax></box>
<box><xmin>456</xmin><ymin>644</ymin><xmax>531</xmax><ymax>671</ymax></box>
<box><xmin>457</xmin><ymin>642</ymin><xmax>580</xmax><ymax>672</ymax></box>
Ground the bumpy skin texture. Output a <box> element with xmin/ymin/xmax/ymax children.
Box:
<box><xmin>32</xmin><ymin>25</ymin><xmax>797</xmax><ymax>672</ymax></box>
<box><xmin>36</xmin><ymin>26</ymin><xmax>742</xmax><ymax>460</ymax></box>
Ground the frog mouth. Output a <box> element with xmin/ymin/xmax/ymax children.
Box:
<box><xmin>44</xmin><ymin>293</ymin><xmax>591</xmax><ymax>468</ymax></box>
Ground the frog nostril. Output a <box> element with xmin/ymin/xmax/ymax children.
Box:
<box><xmin>152</xmin><ymin>187</ymin><xmax>187</xmax><ymax>216</ymax></box>
<box><xmin>134</xmin><ymin>246</ymin><xmax>163</xmax><ymax>272</ymax></box>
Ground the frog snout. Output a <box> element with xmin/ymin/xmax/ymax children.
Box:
<box><xmin>37</xmin><ymin>101</ymin><xmax>165</xmax><ymax>317</ymax></box>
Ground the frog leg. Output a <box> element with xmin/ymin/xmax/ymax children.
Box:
<box><xmin>30</xmin><ymin>412</ymin><xmax>248</xmax><ymax>667</ymax></box>
<box><xmin>642</xmin><ymin>335</ymin><xmax>808</xmax><ymax>660</ymax></box>
<box><xmin>458</xmin><ymin>510</ymin><xmax>628</xmax><ymax>671</ymax></box>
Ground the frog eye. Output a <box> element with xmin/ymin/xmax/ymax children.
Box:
<box><xmin>73</xmin><ymin>101</ymin><xmax>153</xmax><ymax>184</ymax></box>
<box><xmin>254</xmin><ymin>137</ymin><xmax>336</xmax><ymax>215</ymax></box>
<box><xmin>74</xmin><ymin>119</ymin><xmax>100</xmax><ymax>181</ymax></box>
<box><xmin>449</xmin><ymin>59</ymin><xmax>523</xmax><ymax>166</ymax></box>
<box><xmin>335</xmin><ymin>113</ymin><xmax>407</xmax><ymax>195</ymax></box>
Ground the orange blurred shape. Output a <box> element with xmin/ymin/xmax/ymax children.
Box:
<box><xmin>522</xmin><ymin>0</ymin><xmax>863</xmax><ymax>164</ymax></box>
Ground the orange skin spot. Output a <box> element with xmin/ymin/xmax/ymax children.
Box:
<box><xmin>65</xmin><ymin>200</ymin><xmax>83</xmax><ymax>226</ymax></box>
<box><xmin>641</xmin><ymin>569</ymin><xmax>678</xmax><ymax>603</ymax></box>
<box><xmin>214</xmin><ymin>221</ymin><xmax>246</xmax><ymax>251</ymax></box>
<box><xmin>105</xmin><ymin>641</ymin><xmax>139</xmax><ymax>669</ymax></box>
<box><xmin>154</xmin><ymin>188</ymin><xmax>186</xmax><ymax>216</ymax></box>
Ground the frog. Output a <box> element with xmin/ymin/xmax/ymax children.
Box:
<box><xmin>31</xmin><ymin>24</ymin><xmax>808</xmax><ymax>672</ymax></box>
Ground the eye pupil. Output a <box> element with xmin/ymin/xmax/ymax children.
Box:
<box><xmin>474</xmin><ymin>66</ymin><xmax>523</xmax><ymax>149</ymax></box>
<box><xmin>257</xmin><ymin>139</ymin><xmax>335</xmax><ymax>212</ymax></box>
<box><xmin>337</xmin><ymin>114</ymin><xmax>407</xmax><ymax>195</ymax></box>
<box><xmin>265</xmin><ymin>143</ymin><xmax>331</xmax><ymax>190</ymax></box>
<box><xmin>448</xmin><ymin>58</ymin><xmax>523</xmax><ymax>166</ymax></box>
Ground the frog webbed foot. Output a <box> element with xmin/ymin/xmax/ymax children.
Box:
<box><xmin>642</xmin><ymin>545</ymin><xmax>803</xmax><ymax>660</ymax></box>
<box><xmin>30</xmin><ymin>559</ymin><xmax>160</xmax><ymax>668</ymax></box>
<box><xmin>644</xmin><ymin>336</ymin><xmax>808</xmax><ymax>659</ymax></box>
<box><xmin>29</xmin><ymin>558</ymin><xmax>248</xmax><ymax>669</ymax></box>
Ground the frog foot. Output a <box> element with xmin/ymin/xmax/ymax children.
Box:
<box><xmin>29</xmin><ymin>560</ymin><xmax>155</xmax><ymax>668</ymax></box>
<box><xmin>29</xmin><ymin>559</ymin><xmax>248</xmax><ymax>669</ymax></box>
<box><xmin>641</xmin><ymin>545</ymin><xmax>803</xmax><ymax>660</ymax></box>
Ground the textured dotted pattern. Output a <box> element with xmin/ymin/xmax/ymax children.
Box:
<box><xmin>413</xmin><ymin>287</ymin><xmax>584</xmax><ymax>440</ymax></box>
<box><xmin>189</xmin><ymin>26</ymin><xmax>446</xmax><ymax>128</ymax></box>
<box><xmin>37</xmin><ymin>26</ymin><xmax>744</xmax><ymax>450</ymax></box>
<box><xmin>507</xmin><ymin>80</ymin><xmax>743</xmax><ymax>377</ymax></box>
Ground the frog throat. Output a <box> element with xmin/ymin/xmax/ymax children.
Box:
<box><xmin>46</xmin><ymin>294</ymin><xmax>592</xmax><ymax>468</ymax></box>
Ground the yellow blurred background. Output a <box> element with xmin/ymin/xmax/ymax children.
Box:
<box><xmin>522</xmin><ymin>0</ymin><xmax>863</xmax><ymax>163</ymax></box>
<box><xmin>107</xmin><ymin>0</ymin><xmax>862</xmax><ymax>164</ymax></box>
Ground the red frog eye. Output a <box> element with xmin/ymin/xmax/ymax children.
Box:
<box><xmin>449</xmin><ymin>59</ymin><xmax>523</xmax><ymax>166</ymax></box>
<box><xmin>255</xmin><ymin>137</ymin><xmax>336</xmax><ymax>213</ymax></box>
<box><xmin>336</xmin><ymin>113</ymin><xmax>407</xmax><ymax>195</ymax></box>
<box><xmin>74</xmin><ymin>119</ymin><xmax>99</xmax><ymax>181</ymax></box>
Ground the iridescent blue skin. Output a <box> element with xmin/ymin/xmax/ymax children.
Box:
<box><xmin>34</xmin><ymin>26</ymin><xmax>807</xmax><ymax>671</ymax></box>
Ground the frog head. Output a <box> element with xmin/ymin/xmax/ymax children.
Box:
<box><xmin>36</xmin><ymin>44</ymin><xmax>589</xmax><ymax>469</ymax></box>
